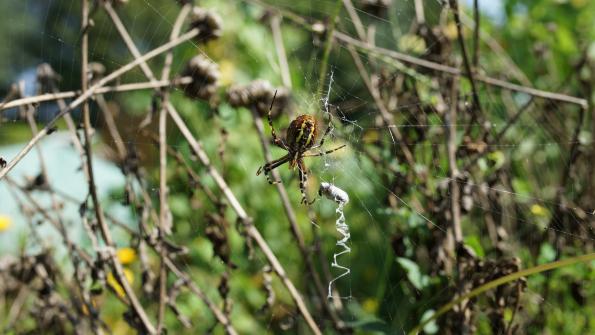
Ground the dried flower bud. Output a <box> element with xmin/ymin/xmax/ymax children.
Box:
<box><xmin>226</xmin><ymin>80</ymin><xmax>289</xmax><ymax>117</ymax></box>
<box><xmin>189</xmin><ymin>7</ymin><xmax>223</xmax><ymax>43</ymax></box>
<box><xmin>36</xmin><ymin>63</ymin><xmax>61</xmax><ymax>93</ymax></box>
<box><xmin>179</xmin><ymin>55</ymin><xmax>219</xmax><ymax>100</ymax></box>
<box><xmin>88</xmin><ymin>62</ymin><xmax>106</xmax><ymax>83</ymax></box>
<box><xmin>359</xmin><ymin>0</ymin><xmax>392</xmax><ymax>17</ymax></box>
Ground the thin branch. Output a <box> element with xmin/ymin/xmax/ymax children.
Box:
<box><xmin>414</xmin><ymin>0</ymin><xmax>426</xmax><ymax>25</ymax></box>
<box><xmin>81</xmin><ymin>1</ymin><xmax>156</xmax><ymax>332</ymax></box>
<box><xmin>449</xmin><ymin>0</ymin><xmax>483</xmax><ymax>120</ymax></box>
<box><xmin>270</xmin><ymin>15</ymin><xmax>292</xmax><ymax>88</ymax></box>
<box><xmin>446</xmin><ymin>79</ymin><xmax>463</xmax><ymax>243</ymax></box>
<box><xmin>104</xmin><ymin>1</ymin><xmax>157</xmax><ymax>82</ymax></box>
<box><xmin>472</xmin><ymin>0</ymin><xmax>480</xmax><ymax>68</ymax></box>
<box><xmin>316</xmin><ymin>0</ymin><xmax>343</xmax><ymax>99</ymax></box>
<box><xmin>342</xmin><ymin>0</ymin><xmax>366</xmax><ymax>42</ymax></box>
<box><xmin>0</xmin><ymin>77</ymin><xmax>192</xmax><ymax>112</ymax></box>
<box><xmin>157</xmin><ymin>4</ymin><xmax>191</xmax><ymax>331</ymax></box>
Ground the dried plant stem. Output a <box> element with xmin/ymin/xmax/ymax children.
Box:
<box><xmin>270</xmin><ymin>15</ymin><xmax>292</xmax><ymax>88</ymax></box>
<box><xmin>414</xmin><ymin>0</ymin><xmax>426</xmax><ymax>25</ymax></box>
<box><xmin>157</xmin><ymin>101</ymin><xmax>169</xmax><ymax>332</ymax></box>
<box><xmin>472</xmin><ymin>0</ymin><xmax>480</xmax><ymax>68</ymax></box>
<box><xmin>167</xmin><ymin>103</ymin><xmax>322</xmax><ymax>335</ymax></box>
<box><xmin>449</xmin><ymin>0</ymin><xmax>483</xmax><ymax>120</ymax></box>
<box><xmin>81</xmin><ymin>1</ymin><xmax>156</xmax><ymax>333</ymax></box>
<box><xmin>157</xmin><ymin>5</ymin><xmax>191</xmax><ymax>331</ymax></box>
<box><xmin>0</xmin><ymin>77</ymin><xmax>192</xmax><ymax>112</ymax></box>
<box><xmin>0</xmin><ymin>28</ymin><xmax>199</xmax><ymax>180</ymax></box>
<box><xmin>316</xmin><ymin>0</ymin><xmax>342</xmax><ymax>99</ymax></box>
<box><xmin>104</xmin><ymin>2</ymin><xmax>157</xmax><ymax>82</ymax></box>
<box><xmin>446</xmin><ymin>81</ymin><xmax>463</xmax><ymax>243</ymax></box>
<box><xmin>251</xmin><ymin>109</ymin><xmax>345</xmax><ymax>330</ymax></box>
<box><xmin>342</xmin><ymin>0</ymin><xmax>365</xmax><ymax>39</ymax></box>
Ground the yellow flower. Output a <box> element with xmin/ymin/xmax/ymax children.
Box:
<box><xmin>0</xmin><ymin>215</ymin><xmax>12</xmax><ymax>232</ymax></box>
<box><xmin>107</xmin><ymin>268</ymin><xmax>135</xmax><ymax>299</ymax></box>
<box><xmin>571</xmin><ymin>0</ymin><xmax>587</xmax><ymax>8</ymax></box>
<box><xmin>443</xmin><ymin>22</ymin><xmax>459</xmax><ymax>40</ymax></box>
<box><xmin>398</xmin><ymin>34</ymin><xmax>427</xmax><ymax>55</ymax></box>
<box><xmin>117</xmin><ymin>247</ymin><xmax>137</xmax><ymax>265</ymax></box>
<box><xmin>530</xmin><ymin>204</ymin><xmax>547</xmax><ymax>217</ymax></box>
<box><xmin>362</xmin><ymin>298</ymin><xmax>379</xmax><ymax>313</ymax></box>
<box><xmin>219</xmin><ymin>59</ymin><xmax>235</xmax><ymax>86</ymax></box>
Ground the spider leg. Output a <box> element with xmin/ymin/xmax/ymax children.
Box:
<box><xmin>303</xmin><ymin>144</ymin><xmax>346</xmax><ymax>157</ymax></box>
<box><xmin>257</xmin><ymin>154</ymin><xmax>291</xmax><ymax>184</ymax></box>
<box><xmin>310</xmin><ymin>108</ymin><xmax>335</xmax><ymax>150</ymax></box>
<box><xmin>268</xmin><ymin>90</ymin><xmax>288</xmax><ymax>150</ymax></box>
<box><xmin>297</xmin><ymin>159</ymin><xmax>315</xmax><ymax>205</ymax></box>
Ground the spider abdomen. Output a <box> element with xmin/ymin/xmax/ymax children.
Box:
<box><xmin>286</xmin><ymin>114</ymin><xmax>318</xmax><ymax>153</ymax></box>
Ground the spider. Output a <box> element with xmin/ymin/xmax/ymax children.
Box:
<box><xmin>257</xmin><ymin>92</ymin><xmax>345</xmax><ymax>204</ymax></box>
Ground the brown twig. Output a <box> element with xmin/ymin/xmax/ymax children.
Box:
<box><xmin>449</xmin><ymin>0</ymin><xmax>483</xmax><ymax>122</ymax></box>
<box><xmin>81</xmin><ymin>1</ymin><xmax>156</xmax><ymax>332</ymax></box>
<box><xmin>446</xmin><ymin>80</ymin><xmax>463</xmax><ymax>244</ymax></box>
<box><xmin>157</xmin><ymin>4</ymin><xmax>191</xmax><ymax>331</ymax></box>
<box><xmin>0</xmin><ymin>77</ymin><xmax>192</xmax><ymax>112</ymax></box>
<box><xmin>269</xmin><ymin>14</ymin><xmax>292</xmax><ymax>88</ymax></box>
<box><xmin>472</xmin><ymin>0</ymin><xmax>480</xmax><ymax>69</ymax></box>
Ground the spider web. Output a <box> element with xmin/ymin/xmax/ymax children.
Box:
<box><xmin>0</xmin><ymin>0</ymin><xmax>593</xmax><ymax>334</ymax></box>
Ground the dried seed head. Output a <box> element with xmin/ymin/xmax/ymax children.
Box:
<box><xmin>36</xmin><ymin>63</ymin><xmax>61</xmax><ymax>93</ymax></box>
<box><xmin>359</xmin><ymin>0</ymin><xmax>392</xmax><ymax>17</ymax></box>
<box><xmin>226</xmin><ymin>80</ymin><xmax>289</xmax><ymax>117</ymax></box>
<box><xmin>189</xmin><ymin>7</ymin><xmax>223</xmax><ymax>43</ymax></box>
<box><xmin>88</xmin><ymin>62</ymin><xmax>106</xmax><ymax>83</ymax></box>
<box><xmin>179</xmin><ymin>55</ymin><xmax>220</xmax><ymax>100</ymax></box>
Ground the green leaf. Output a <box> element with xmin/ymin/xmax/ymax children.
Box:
<box><xmin>396</xmin><ymin>257</ymin><xmax>429</xmax><ymax>290</ymax></box>
<box><xmin>421</xmin><ymin>309</ymin><xmax>439</xmax><ymax>334</ymax></box>
<box><xmin>464</xmin><ymin>236</ymin><xmax>485</xmax><ymax>258</ymax></box>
